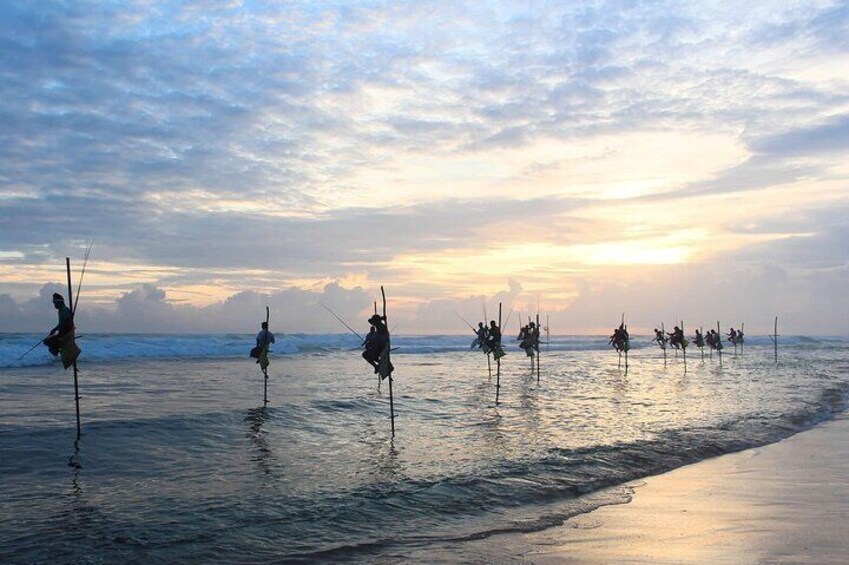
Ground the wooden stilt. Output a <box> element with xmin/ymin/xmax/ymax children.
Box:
<box><xmin>496</xmin><ymin>303</ymin><xmax>502</xmax><ymax>405</ymax></box>
<box><xmin>770</xmin><ymin>316</ymin><xmax>779</xmax><ymax>363</ymax></box>
<box><xmin>623</xmin><ymin>314</ymin><xmax>629</xmax><ymax>374</ymax></box>
<box><xmin>263</xmin><ymin>306</ymin><xmax>270</xmax><ymax>405</ymax></box>
<box><xmin>382</xmin><ymin>287</ymin><xmax>395</xmax><ymax>436</ymax></box>
<box><xmin>681</xmin><ymin>320</ymin><xmax>687</xmax><ymax>374</ymax></box>
<box><xmin>717</xmin><ymin>321</ymin><xmax>723</xmax><ymax>367</ymax></box>
<box><xmin>66</xmin><ymin>258</ymin><xmax>81</xmax><ymax>439</ymax></box>
<box><xmin>375</xmin><ymin>302</ymin><xmax>380</xmax><ymax>389</ymax></box>
<box><xmin>662</xmin><ymin>321</ymin><xmax>667</xmax><ymax>367</ymax></box>
<box><xmin>535</xmin><ymin>309</ymin><xmax>540</xmax><ymax>383</ymax></box>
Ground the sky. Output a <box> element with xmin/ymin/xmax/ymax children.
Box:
<box><xmin>1</xmin><ymin>0</ymin><xmax>848</xmax><ymax>335</ymax></box>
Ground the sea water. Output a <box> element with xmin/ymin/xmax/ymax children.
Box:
<box><xmin>1</xmin><ymin>334</ymin><xmax>847</xmax><ymax>563</ymax></box>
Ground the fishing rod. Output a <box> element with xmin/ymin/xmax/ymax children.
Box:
<box><xmin>502</xmin><ymin>307</ymin><xmax>513</xmax><ymax>330</ymax></box>
<box><xmin>73</xmin><ymin>240</ymin><xmax>94</xmax><ymax>314</ymax></box>
<box><xmin>455</xmin><ymin>311</ymin><xmax>476</xmax><ymax>332</ymax></box>
<box><xmin>5</xmin><ymin>336</ymin><xmax>50</xmax><ymax>368</ymax></box>
<box><xmin>319</xmin><ymin>302</ymin><xmax>364</xmax><ymax>342</ymax></box>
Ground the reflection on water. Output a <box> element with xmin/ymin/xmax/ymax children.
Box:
<box><xmin>0</xmin><ymin>341</ymin><xmax>847</xmax><ymax>563</ymax></box>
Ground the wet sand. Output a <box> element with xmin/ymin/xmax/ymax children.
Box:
<box><xmin>523</xmin><ymin>412</ymin><xmax>849</xmax><ymax>564</ymax></box>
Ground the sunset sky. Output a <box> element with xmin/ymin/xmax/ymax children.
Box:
<box><xmin>1</xmin><ymin>0</ymin><xmax>848</xmax><ymax>334</ymax></box>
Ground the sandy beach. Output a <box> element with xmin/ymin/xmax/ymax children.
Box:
<box><xmin>523</xmin><ymin>412</ymin><xmax>849</xmax><ymax>564</ymax></box>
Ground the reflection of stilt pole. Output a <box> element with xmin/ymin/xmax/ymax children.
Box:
<box><xmin>496</xmin><ymin>303</ymin><xmax>502</xmax><ymax>406</ymax></box>
<box><xmin>66</xmin><ymin>258</ymin><xmax>81</xmax><ymax>439</ymax></box>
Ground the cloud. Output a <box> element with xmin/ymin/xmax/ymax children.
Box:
<box><xmin>2</xmin><ymin>1</ymin><xmax>849</xmax><ymax>334</ymax></box>
<box><xmin>0</xmin><ymin>280</ymin><xmax>372</xmax><ymax>334</ymax></box>
<box><xmin>748</xmin><ymin>114</ymin><xmax>849</xmax><ymax>158</ymax></box>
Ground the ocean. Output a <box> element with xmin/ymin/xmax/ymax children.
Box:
<box><xmin>1</xmin><ymin>333</ymin><xmax>847</xmax><ymax>563</ymax></box>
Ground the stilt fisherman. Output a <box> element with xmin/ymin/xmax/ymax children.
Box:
<box><xmin>609</xmin><ymin>323</ymin><xmax>629</xmax><ymax>353</ymax></box>
<box><xmin>694</xmin><ymin>329</ymin><xmax>706</xmax><ymax>349</ymax></box>
<box><xmin>252</xmin><ymin>321</ymin><xmax>275</xmax><ymax>369</ymax></box>
<box><xmin>363</xmin><ymin>313</ymin><xmax>392</xmax><ymax>376</ymax></box>
<box><xmin>43</xmin><ymin>293</ymin><xmax>74</xmax><ymax>356</ymax></box>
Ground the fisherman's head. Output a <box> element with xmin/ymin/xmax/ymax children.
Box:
<box><xmin>261</xmin><ymin>322</ymin><xmax>268</xmax><ymax>329</ymax></box>
<box><xmin>478</xmin><ymin>322</ymin><xmax>484</xmax><ymax>328</ymax></box>
<box><xmin>368</xmin><ymin>314</ymin><xmax>382</xmax><ymax>325</ymax></box>
<box><xmin>52</xmin><ymin>293</ymin><xmax>64</xmax><ymax>309</ymax></box>
<box><xmin>529</xmin><ymin>322</ymin><xmax>535</xmax><ymax>328</ymax></box>
<box><xmin>490</xmin><ymin>320</ymin><xmax>497</xmax><ymax>327</ymax></box>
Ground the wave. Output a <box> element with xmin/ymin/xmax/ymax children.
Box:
<box><xmin>294</xmin><ymin>383</ymin><xmax>849</xmax><ymax>560</ymax></box>
<box><xmin>0</xmin><ymin>332</ymin><xmax>844</xmax><ymax>368</ymax></box>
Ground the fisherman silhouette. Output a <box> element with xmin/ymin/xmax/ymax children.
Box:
<box><xmin>251</xmin><ymin>321</ymin><xmax>275</xmax><ymax>363</ymax></box>
<box><xmin>728</xmin><ymin>328</ymin><xmax>736</xmax><ymax>344</ymax></box>
<box><xmin>43</xmin><ymin>293</ymin><xmax>73</xmax><ymax>356</ymax></box>
<box><xmin>486</xmin><ymin>320</ymin><xmax>501</xmax><ymax>350</ymax></box>
<box><xmin>694</xmin><ymin>329</ymin><xmax>705</xmax><ymax>348</ymax></box>
<box><xmin>518</xmin><ymin>323</ymin><xmax>537</xmax><ymax>356</ymax></box>
<box><xmin>609</xmin><ymin>324</ymin><xmax>629</xmax><ymax>352</ymax></box>
<box><xmin>669</xmin><ymin>326</ymin><xmax>684</xmax><ymax>349</ymax></box>
<box><xmin>531</xmin><ymin>322</ymin><xmax>541</xmax><ymax>352</ymax></box>
<box><xmin>363</xmin><ymin>314</ymin><xmax>389</xmax><ymax>373</ymax></box>
<box><xmin>473</xmin><ymin>322</ymin><xmax>489</xmax><ymax>350</ymax></box>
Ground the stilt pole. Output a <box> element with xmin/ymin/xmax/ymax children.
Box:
<box><xmin>618</xmin><ymin>313</ymin><xmax>623</xmax><ymax>370</ymax></box>
<box><xmin>623</xmin><ymin>314</ymin><xmax>628</xmax><ymax>374</ymax></box>
<box><xmin>681</xmin><ymin>320</ymin><xmax>687</xmax><ymax>374</ymax></box>
<box><xmin>496</xmin><ymin>303</ymin><xmax>502</xmax><ymax>405</ymax></box>
<box><xmin>487</xmin><ymin>353</ymin><xmax>492</xmax><ymax>378</ymax></box>
<box><xmin>536</xmin><ymin>309</ymin><xmax>540</xmax><ymax>383</ymax></box>
<box><xmin>382</xmin><ymin>286</ymin><xmax>395</xmax><ymax>436</ymax></box>
<box><xmin>66</xmin><ymin>258</ymin><xmax>81</xmax><ymax>439</ymax></box>
<box><xmin>771</xmin><ymin>316</ymin><xmax>779</xmax><ymax>363</ymax></box>
<box><xmin>375</xmin><ymin>302</ymin><xmax>380</xmax><ymax>388</ymax></box>
<box><xmin>717</xmin><ymin>321</ymin><xmax>722</xmax><ymax>367</ymax></box>
<box><xmin>263</xmin><ymin>306</ymin><xmax>270</xmax><ymax>405</ymax></box>
<box><xmin>662</xmin><ymin>321</ymin><xmax>667</xmax><ymax>367</ymax></box>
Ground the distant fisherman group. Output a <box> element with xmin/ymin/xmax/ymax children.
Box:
<box><xmin>25</xmin><ymin>250</ymin><xmax>781</xmax><ymax>440</ymax></box>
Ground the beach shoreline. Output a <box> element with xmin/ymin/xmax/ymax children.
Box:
<box><xmin>515</xmin><ymin>411</ymin><xmax>849</xmax><ymax>564</ymax></box>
